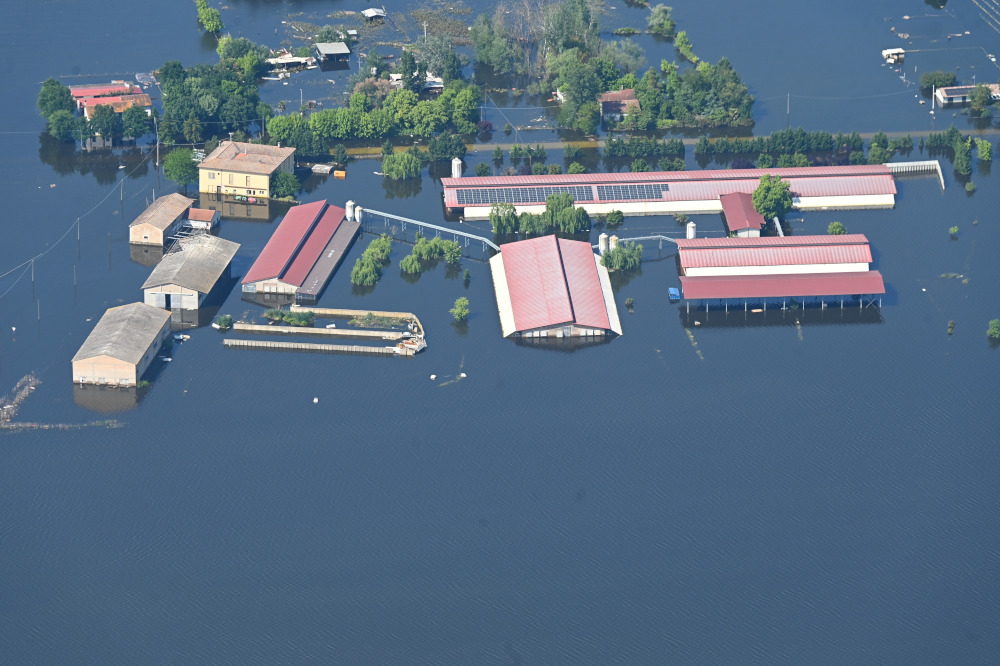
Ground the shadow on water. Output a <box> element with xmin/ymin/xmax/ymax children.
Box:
<box><xmin>678</xmin><ymin>304</ymin><xmax>884</xmax><ymax>328</ymax></box>
<box><xmin>73</xmin><ymin>383</ymin><xmax>146</xmax><ymax>414</ymax></box>
<box><xmin>38</xmin><ymin>133</ymin><xmax>153</xmax><ymax>184</ymax></box>
<box><xmin>513</xmin><ymin>335</ymin><xmax>616</xmax><ymax>354</ymax></box>
<box><xmin>382</xmin><ymin>176</ymin><xmax>423</xmax><ymax>199</ymax></box>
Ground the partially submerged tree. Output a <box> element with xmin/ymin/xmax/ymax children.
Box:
<box><xmin>752</xmin><ymin>174</ymin><xmax>793</xmax><ymax>221</ymax></box>
<box><xmin>163</xmin><ymin>148</ymin><xmax>199</xmax><ymax>191</ymax></box>
<box><xmin>37</xmin><ymin>78</ymin><xmax>74</xmax><ymax>120</ymax></box>
<box><xmin>271</xmin><ymin>171</ymin><xmax>300</xmax><ymax>198</ymax></box>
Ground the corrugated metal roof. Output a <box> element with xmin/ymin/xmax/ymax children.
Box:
<box><xmin>129</xmin><ymin>193</ymin><xmax>194</xmax><ymax>231</ymax></box>
<box><xmin>242</xmin><ymin>200</ymin><xmax>326</xmax><ymax>284</ymax></box>
<box><xmin>281</xmin><ymin>205</ymin><xmax>345</xmax><ymax>288</ymax></box>
<box><xmin>500</xmin><ymin>236</ymin><xmax>575</xmax><ymax>332</ymax></box>
<box><xmin>679</xmin><ymin>271</ymin><xmax>886</xmax><ymax>299</ymax></box>
<box><xmin>141</xmin><ymin>234</ymin><xmax>240</xmax><ymax>294</ymax></box>
<box><xmin>72</xmin><ymin>303</ymin><xmax>171</xmax><ymax>365</ymax></box>
<box><xmin>720</xmin><ymin>192</ymin><xmax>764</xmax><ymax>231</ymax></box>
<box><xmin>679</xmin><ymin>244</ymin><xmax>872</xmax><ymax>269</ymax></box>
<box><xmin>558</xmin><ymin>239</ymin><xmax>611</xmax><ymax>331</ymax></box>
<box><xmin>676</xmin><ymin>234</ymin><xmax>871</xmax><ymax>249</ymax></box>
<box><xmin>187</xmin><ymin>208</ymin><xmax>217</xmax><ymax>222</ymax></box>
<box><xmin>69</xmin><ymin>83</ymin><xmax>139</xmax><ymax>98</ymax></box>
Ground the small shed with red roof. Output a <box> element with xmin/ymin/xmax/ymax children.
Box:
<box><xmin>489</xmin><ymin>235</ymin><xmax>622</xmax><ymax>339</ymax></box>
<box><xmin>719</xmin><ymin>192</ymin><xmax>765</xmax><ymax>237</ymax></box>
<box><xmin>241</xmin><ymin>199</ymin><xmax>359</xmax><ymax>302</ymax></box>
<box><xmin>598</xmin><ymin>89</ymin><xmax>640</xmax><ymax>122</ymax></box>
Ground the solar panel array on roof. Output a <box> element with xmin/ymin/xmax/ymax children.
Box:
<box><xmin>454</xmin><ymin>185</ymin><xmax>593</xmax><ymax>206</ymax></box>
<box><xmin>596</xmin><ymin>184</ymin><xmax>669</xmax><ymax>201</ymax></box>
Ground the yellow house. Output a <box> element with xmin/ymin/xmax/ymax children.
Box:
<box><xmin>198</xmin><ymin>141</ymin><xmax>296</xmax><ymax>199</ymax></box>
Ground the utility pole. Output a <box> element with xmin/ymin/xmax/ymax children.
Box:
<box><xmin>423</xmin><ymin>21</ymin><xmax>428</xmax><ymax>42</ymax></box>
<box><xmin>786</xmin><ymin>93</ymin><xmax>790</xmax><ymax>129</ymax></box>
<box><xmin>153</xmin><ymin>115</ymin><xmax>159</xmax><ymax>167</ymax></box>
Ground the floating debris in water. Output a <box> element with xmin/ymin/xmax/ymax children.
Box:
<box><xmin>429</xmin><ymin>374</ymin><xmax>436</xmax><ymax>380</ymax></box>
<box><xmin>313</xmin><ymin>397</ymin><xmax>319</xmax><ymax>404</ymax></box>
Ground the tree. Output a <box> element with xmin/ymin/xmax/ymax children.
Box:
<box><xmin>600</xmin><ymin>241</ymin><xmax>643</xmax><ymax>271</ymax></box>
<box><xmin>988</xmin><ymin>319</ymin><xmax>1000</xmax><ymax>340</ymax></box>
<box><xmin>568</xmin><ymin>161</ymin><xmax>587</xmax><ymax>174</ymax></box>
<box><xmin>647</xmin><ymin>4</ymin><xmax>676</xmax><ymax>39</ymax></box>
<box><xmin>271</xmin><ymin>171</ymin><xmax>300</xmax><ymax>198</ymax></box>
<box><xmin>752</xmin><ymin>174</ymin><xmax>793</xmax><ymax>221</ymax></box>
<box><xmin>37</xmin><ymin>78</ymin><xmax>74</xmax><ymax>120</ymax></box>
<box><xmin>47</xmin><ymin>110</ymin><xmax>77</xmax><ymax>142</ymax></box>
<box><xmin>953</xmin><ymin>140</ymin><xmax>972</xmax><ymax>175</ymax></box>
<box><xmin>919</xmin><ymin>70</ymin><xmax>957</xmax><ymax>90</ymax></box>
<box><xmin>630</xmin><ymin>158</ymin><xmax>650</xmax><ymax>172</ymax></box>
<box><xmin>399</xmin><ymin>254</ymin><xmax>422</xmax><ymax>274</ymax></box>
<box><xmin>196</xmin><ymin>0</ymin><xmax>223</xmax><ymax>33</ymax></box>
<box><xmin>756</xmin><ymin>153</ymin><xmax>774</xmax><ymax>168</ymax></box>
<box><xmin>489</xmin><ymin>203</ymin><xmax>518</xmax><ymax>234</ymax></box>
<box><xmin>450</xmin><ymin>297</ymin><xmax>470</xmax><ymax>321</ymax></box>
<box><xmin>163</xmin><ymin>148</ymin><xmax>198</xmax><ymax>191</ymax></box>
<box><xmin>969</xmin><ymin>84</ymin><xmax>994</xmax><ymax>116</ymax></box>
<box><xmin>428</xmin><ymin>132</ymin><xmax>466</xmax><ymax>161</ymax></box>
<box><xmin>332</xmin><ymin>144</ymin><xmax>348</xmax><ymax>166</ymax></box>
<box><xmin>475</xmin><ymin>163</ymin><xmax>491</xmax><ymax>177</ymax></box>
<box><xmin>606</xmin><ymin>210</ymin><xmax>624</xmax><ymax>227</ymax></box>
<box><xmin>828</xmin><ymin>221</ymin><xmax>847</xmax><ymax>235</ymax></box>
<box><xmin>975</xmin><ymin>138</ymin><xmax>992</xmax><ymax>161</ymax></box>
<box><xmin>121</xmin><ymin>105</ymin><xmax>151</xmax><ymax>140</ymax></box>
<box><xmin>183</xmin><ymin>114</ymin><xmax>203</xmax><ymax>144</ymax></box>
<box><xmin>442</xmin><ymin>242</ymin><xmax>462</xmax><ymax>264</ymax></box>
<box><xmin>382</xmin><ymin>152</ymin><xmax>421</xmax><ymax>180</ymax></box>
<box><xmin>88</xmin><ymin>105</ymin><xmax>122</xmax><ymax>141</ymax></box>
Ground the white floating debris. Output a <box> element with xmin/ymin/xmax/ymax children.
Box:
<box><xmin>922</xmin><ymin>288</ymin><xmax>927</xmax><ymax>292</ymax></box>
<box><xmin>430</xmin><ymin>374</ymin><xmax>437</xmax><ymax>380</ymax></box>
<box><xmin>313</xmin><ymin>397</ymin><xmax>319</xmax><ymax>404</ymax></box>
<box><xmin>459</xmin><ymin>372</ymin><xmax>467</xmax><ymax>378</ymax></box>
<box><xmin>325</xmin><ymin>323</ymin><xmax>337</xmax><ymax>329</ymax></box>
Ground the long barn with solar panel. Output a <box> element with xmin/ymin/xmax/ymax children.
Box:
<box><xmin>442</xmin><ymin>165</ymin><xmax>897</xmax><ymax>220</ymax></box>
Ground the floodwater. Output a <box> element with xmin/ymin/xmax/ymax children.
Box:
<box><xmin>1</xmin><ymin>1</ymin><xmax>999</xmax><ymax>664</ymax></box>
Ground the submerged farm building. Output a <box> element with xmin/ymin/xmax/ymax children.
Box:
<box><xmin>241</xmin><ymin>199</ymin><xmax>360</xmax><ymax>301</ymax></box>
<box><xmin>129</xmin><ymin>193</ymin><xmax>218</xmax><ymax>246</ymax></box>
<box><xmin>71</xmin><ymin>303</ymin><xmax>171</xmax><ymax>386</ymax></box>
<box><xmin>719</xmin><ymin>192</ymin><xmax>765</xmax><ymax>237</ymax></box>
<box><xmin>198</xmin><ymin>141</ymin><xmax>296</xmax><ymax>199</ymax></box>
<box><xmin>442</xmin><ymin>165</ymin><xmax>897</xmax><ymax>220</ymax></box>
<box><xmin>142</xmin><ymin>234</ymin><xmax>240</xmax><ymax>311</ymax></box>
<box><xmin>490</xmin><ymin>235</ymin><xmax>623</xmax><ymax>339</ymax></box>
<box><xmin>675</xmin><ymin>235</ymin><xmax>886</xmax><ymax>305</ymax></box>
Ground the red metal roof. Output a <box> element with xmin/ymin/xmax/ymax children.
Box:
<box><xmin>675</xmin><ymin>234</ymin><xmax>871</xmax><ymax>249</ymax></box>
<box><xmin>557</xmin><ymin>238</ymin><xmax>611</xmax><ymax>331</ymax></box>
<box><xmin>679</xmin><ymin>271</ymin><xmax>886</xmax><ymax>299</ymax></box>
<box><xmin>500</xmin><ymin>236</ymin><xmax>574</xmax><ymax>332</ymax></box>
<box><xmin>719</xmin><ymin>192</ymin><xmax>764</xmax><ymax>231</ymax></box>
<box><xmin>280</xmin><ymin>205</ymin><xmax>345</xmax><ymax>287</ymax></box>
<box><xmin>242</xmin><ymin>200</ymin><xmax>327</xmax><ymax>284</ymax></box>
<box><xmin>69</xmin><ymin>83</ymin><xmax>140</xmax><ymax>98</ymax></box>
<box><xmin>187</xmin><ymin>208</ymin><xmax>217</xmax><ymax>222</ymax></box>
<box><xmin>442</xmin><ymin>166</ymin><xmax>897</xmax><ymax>208</ymax></box>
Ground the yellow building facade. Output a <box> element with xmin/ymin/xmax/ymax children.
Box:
<box><xmin>198</xmin><ymin>141</ymin><xmax>296</xmax><ymax>199</ymax></box>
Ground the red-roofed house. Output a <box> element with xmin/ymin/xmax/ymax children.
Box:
<box><xmin>489</xmin><ymin>235</ymin><xmax>623</xmax><ymax>339</ymax></box>
<box><xmin>598</xmin><ymin>89</ymin><xmax>640</xmax><ymax>122</ymax></box>
<box><xmin>241</xmin><ymin>199</ymin><xmax>359</xmax><ymax>301</ymax></box>
<box><xmin>79</xmin><ymin>94</ymin><xmax>152</xmax><ymax>119</ymax></box>
<box><xmin>719</xmin><ymin>192</ymin><xmax>765</xmax><ymax>237</ymax></box>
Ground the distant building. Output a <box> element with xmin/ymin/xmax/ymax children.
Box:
<box><xmin>934</xmin><ymin>83</ymin><xmax>1000</xmax><ymax>106</ymax></box>
<box><xmin>442</xmin><ymin>165</ymin><xmax>899</xmax><ymax>220</ymax></box>
<box><xmin>68</xmin><ymin>82</ymin><xmax>142</xmax><ymax>109</ymax></box>
<box><xmin>71</xmin><ymin>303</ymin><xmax>172</xmax><ymax>386</ymax></box>
<box><xmin>198</xmin><ymin>141</ymin><xmax>296</xmax><ymax>199</ymax></box>
<box><xmin>142</xmin><ymin>235</ymin><xmax>240</xmax><ymax>310</ymax></box>
<box><xmin>79</xmin><ymin>94</ymin><xmax>152</xmax><ymax>119</ymax></box>
<box><xmin>675</xmin><ymin>235</ymin><xmax>886</xmax><ymax>302</ymax></box>
<box><xmin>362</xmin><ymin>7</ymin><xmax>387</xmax><ymax>19</ymax></box>
<box><xmin>314</xmin><ymin>42</ymin><xmax>351</xmax><ymax>62</ymax></box>
<box><xmin>598</xmin><ymin>89</ymin><xmax>640</xmax><ymax>122</ymax></box>
<box><xmin>241</xmin><ymin>199</ymin><xmax>360</xmax><ymax>302</ymax></box>
<box><xmin>490</xmin><ymin>235</ymin><xmax>623</xmax><ymax>339</ymax></box>
<box><xmin>129</xmin><ymin>193</ymin><xmax>194</xmax><ymax>245</ymax></box>
<box><xmin>719</xmin><ymin>192</ymin><xmax>764</xmax><ymax>237</ymax></box>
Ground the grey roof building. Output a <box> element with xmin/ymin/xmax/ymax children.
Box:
<box><xmin>129</xmin><ymin>193</ymin><xmax>194</xmax><ymax>245</ymax></box>
<box><xmin>71</xmin><ymin>303</ymin><xmax>172</xmax><ymax>386</ymax></box>
<box><xmin>142</xmin><ymin>234</ymin><xmax>240</xmax><ymax>310</ymax></box>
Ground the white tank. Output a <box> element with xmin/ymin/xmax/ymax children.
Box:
<box><xmin>686</xmin><ymin>220</ymin><xmax>697</xmax><ymax>239</ymax></box>
<box><xmin>451</xmin><ymin>157</ymin><xmax>463</xmax><ymax>179</ymax></box>
<box><xmin>598</xmin><ymin>233</ymin><xmax>609</xmax><ymax>255</ymax></box>
<box><xmin>345</xmin><ymin>200</ymin><xmax>355</xmax><ymax>221</ymax></box>
<box><xmin>354</xmin><ymin>206</ymin><xmax>363</xmax><ymax>223</ymax></box>
<box><xmin>609</xmin><ymin>235</ymin><xmax>619</xmax><ymax>251</ymax></box>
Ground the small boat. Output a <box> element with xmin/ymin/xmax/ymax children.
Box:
<box><xmin>325</xmin><ymin>323</ymin><xmax>337</xmax><ymax>329</ymax></box>
<box><xmin>373</xmin><ymin>171</ymin><xmax>384</xmax><ymax>175</ymax></box>
<box><xmin>392</xmin><ymin>337</ymin><xmax>427</xmax><ymax>354</ymax></box>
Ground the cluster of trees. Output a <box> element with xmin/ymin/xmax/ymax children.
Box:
<box><xmin>350</xmin><ymin>234</ymin><xmax>393</xmax><ymax>286</ymax></box>
<box><xmin>751</xmin><ymin>174</ymin><xmax>793</xmax><ymax>221</ymax></box>
<box><xmin>266</xmin><ymin>82</ymin><xmax>480</xmax><ymax>157</ymax></box>
<box><xmin>262</xmin><ymin>309</ymin><xmax>315</xmax><ymax>326</ymax></box>
<box><xmin>927</xmin><ymin>124</ymin><xmax>974</xmax><ymax>175</ymax></box>
<box><xmin>694</xmin><ymin>128</ymin><xmax>861</xmax><ymax>156</ymax></box>
<box><xmin>195</xmin><ymin>0</ymin><xmax>223</xmax><ymax>33</ymax></box>
<box><xmin>163</xmin><ymin>148</ymin><xmax>199</xmax><ymax>189</ymax></box>
<box><xmin>450</xmin><ymin>297</ymin><xmax>470</xmax><ymax>321</ymax></box>
<box><xmin>157</xmin><ymin>37</ymin><xmax>270</xmax><ymax>145</ymax></box>
<box><xmin>601</xmin><ymin>241</ymin><xmax>643</xmax><ymax>271</ymax></box>
<box><xmin>647</xmin><ymin>4</ymin><xmax>676</xmax><ymax>38</ymax></box>
<box><xmin>488</xmin><ymin>192</ymin><xmax>591</xmax><ymax>236</ymax></box>
<box><xmin>270</xmin><ymin>171</ymin><xmax>300</xmax><ymax>198</ymax></box>
<box><xmin>919</xmin><ymin>70</ymin><xmax>956</xmax><ymax>90</ymax></box>
<box><xmin>399</xmin><ymin>234</ymin><xmax>462</xmax><ymax>274</ymax></box>
<box><xmin>382</xmin><ymin>152</ymin><xmax>422</xmax><ymax>180</ymax></box>
<box><xmin>828</xmin><ymin>221</ymin><xmax>847</xmax><ymax>235</ymax></box>
<box><xmin>603</xmin><ymin>136</ymin><xmax>684</xmax><ymax>159</ymax></box>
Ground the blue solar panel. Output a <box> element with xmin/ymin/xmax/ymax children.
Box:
<box><xmin>454</xmin><ymin>186</ymin><xmax>593</xmax><ymax>206</ymax></box>
<box><xmin>596</xmin><ymin>184</ymin><xmax>669</xmax><ymax>201</ymax></box>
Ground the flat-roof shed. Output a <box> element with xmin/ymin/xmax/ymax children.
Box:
<box><xmin>490</xmin><ymin>235</ymin><xmax>622</xmax><ymax>339</ymax></box>
<box><xmin>242</xmin><ymin>199</ymin><xmax>359</xmax><ymax>301</ymax></box>
<box><xmin>315</xmin><ymin>42</ymin><xmax>351</xmax><ymax>60</ymax></box>
<box><xmin>719</xmin><ymin>192</ymin><xmax>765</xmax><ymax>237</ymax></box>
<box><xmin>142</xmin><ymin>234</ymin><xmax>240</xmax><ymax>310</ymax></box>
<box><xmin>71</xmin><ymin>303</ymin><xmax>172</xmax><ymax>386</ymax></box>
<box><xmin>129</xmin><ymin>193</ymin><xmax>194</xmax><ymax>246</ymax></box>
